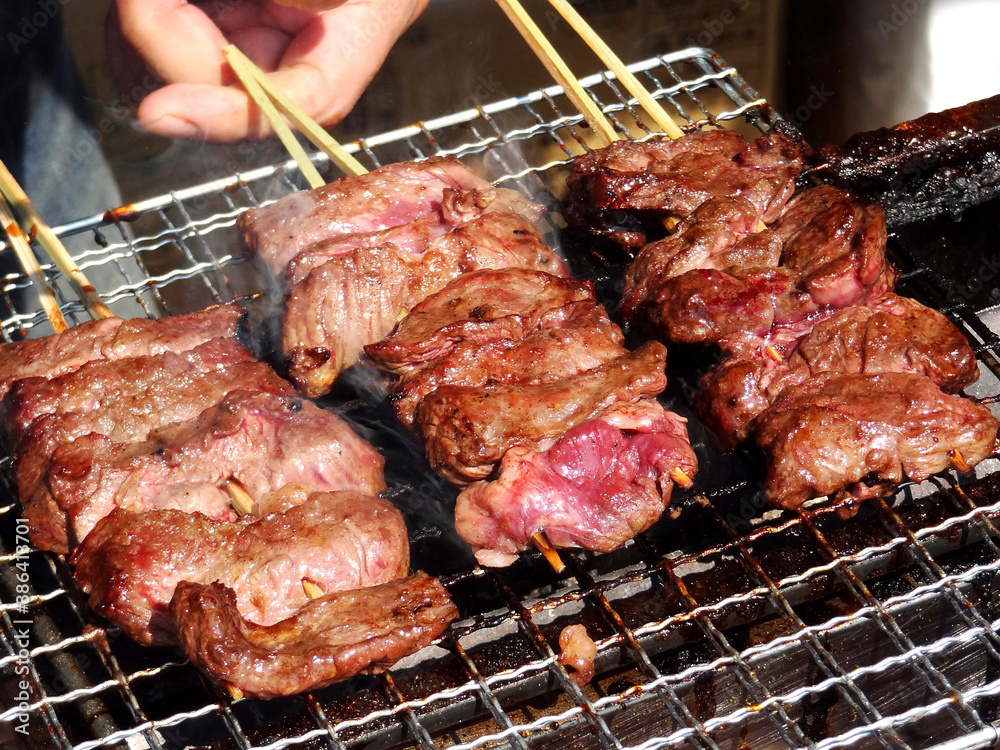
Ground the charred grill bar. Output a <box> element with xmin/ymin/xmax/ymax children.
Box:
<box><xmin>3</xmin><ymin>48</ymin><xmax>1000</xmax><ymax>750</ymax></box>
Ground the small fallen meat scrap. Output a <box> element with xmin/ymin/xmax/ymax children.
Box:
<box><xmin>558</xmin><ymin>624</ymin><xmax>598</xmax><ymax>687</ymax></box>
<box><xmin>239</xmin><ymin>155</ymin><xmax>565</xmax><ymax>397</ymax></box>
<box><xmin>367</xmin><ymin>267</ymin><xmax>697</xmax><ymax>567</ymax></box>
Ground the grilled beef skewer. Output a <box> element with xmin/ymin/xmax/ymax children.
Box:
<box><xmin>584</xmin><ymin>120</ymin><xmax>997</xmax><ymax>510</ymax></box>
<box><xmin>0</xmin><ymin>304</ymin><xmax>457</xmax><ymax>697</ymax></box>
<box><xmin>239</xmin><ymin>155</ymin><xmax>567</xmax><ymax>397</ymax></box>
<box><xmin>367</xmin><ymin>267</ymin><xmax>697</xmax><ymax>567</ymax></box>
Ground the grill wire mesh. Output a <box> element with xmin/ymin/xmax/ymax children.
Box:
<box><xmin>2</xmin><ymin>47</ymin><xmax>1000</xmax><ymax>750</ymax></box>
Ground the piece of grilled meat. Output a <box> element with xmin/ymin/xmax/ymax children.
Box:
<box><xmin>698</xmin><ymin>293</ymin><xmax>980</xmax><ymax>449</ymax></box>
<box><xmin>0</xmin><ymin>304</ymin><xmax>244</xmax><ymax>401</ymax></box>
<box><xmin>757</xmin><ymin>372</ymin><xmax>998</xmax><ymax>509</ymax></box>
<box><xmin>35</xmin><ymin>391</ymin><xmax>386</xmax><ymax>552</ymax></box>
<box><xmin>172</xmin><ymin>571</ymin><xmax>457</xmax><ymax>699</ymax></box>
<box><xmin>73</xmin><ymin>488</ymin><xmax>411</xmax><ymax>646</ymax></box>
<box><xmin>566</xmin><ymin>125</ymin><xmax>804</xmax><ymax>247</ymax></box>
<box><xmin>282</xmin><ymin>210</ymin><xmax>567</xmax><ymax>398</ymax></box>
<box><xmin>368</xmin><ymin>267</ymin><xmax>697</xmax><ymax>566</ymax></box>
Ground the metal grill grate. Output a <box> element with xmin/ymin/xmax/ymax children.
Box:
<box><xmin>2</xmin><ymin>47</ymin><xmax>1000</xmax><ymax>750</ymax></box>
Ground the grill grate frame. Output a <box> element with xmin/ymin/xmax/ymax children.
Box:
<box><xmin>1</xmin><ymin>47</ymin><xmax>1000</xmax><ymax>750</ymax></box>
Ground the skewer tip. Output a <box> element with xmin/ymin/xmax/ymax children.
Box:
<box><xmin>764</xmin><ymin>344</ymin><xmax>784</xmax><ymax>363</ymax></box>
<box><xmin>949</xmin><ymin>448</ymin><xmax>972</xmax><ymax>474</ymax></box>
<box><xmin>670</xmin><ymin>467</ymin><xmax>694</xmax><ymax>489</ymax></box>
<box><xmin>226</xmin><ymin>480</ymin><xmax>257</xmax><ymax>517</ymax></box>
<box><xmin>532</xmin><ymin>531</ymin><xmax>566</xmax><ymax>573</ymax></box>
<box><xmin>302</xmin><ymin>578</ymin><xmax>324</xmax><ymax>599</ymax></box>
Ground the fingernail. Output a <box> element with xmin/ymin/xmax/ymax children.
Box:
<box><xmin>144</xmin><ymin>115</ymin><xmax>205</xmax><ymax>140</ymax></box>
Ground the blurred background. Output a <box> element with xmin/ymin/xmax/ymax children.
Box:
<box><xmin>28</xmin><ymin>0</ymin><xmax>1000</xmax><ymax>222</ymax></box>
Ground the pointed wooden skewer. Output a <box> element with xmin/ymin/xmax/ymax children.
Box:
<box><xmin>535</xmin><ymin>3</ymin><xmax>768</xmax><ymax>233</ymax></box>
<box><xmin>302</xmin><ymin>579</ymin><xmax>324</xmax><ymax>599</ymax></box>
<box><xmin>494</xmin><ymin>0</ymin><xmax>619</xmax><ymax>146</ymax></box>
<box><xmin>226</xmin><ymin>479</ymin><xmax>257</xmax><ymax>517</ymax></box>
<box><xmin>949</xmin><ymin>448</ymin><xmax>971</xmax><ymax>473</ymax></box>
<box><xmin>532</xmin><ymin>531</ymin><xmax>566</xmax><ymax>573</ymax></box>
<box><xmin>545</xmin><ymin>0</ymin><xmax>685</xmax><ymax>139</ymax></box>
<box><xmin>670</xmin><ymin>467</ymin><xmax>694</xmax><ymax>490</ymax></box>
<box><xmin>0</xmin><ymin>196</ymin><xmax>67</xmax><ymax>333</ymax></box>
<box><xmin>223</xmin><ymin>45</ymin><xmax>368</xmax><ymax>180</ymax></box>
<box><xmin>0</xmin><ymin>161</ymin><xmax>114</xmax><ymax>321</ymax></box>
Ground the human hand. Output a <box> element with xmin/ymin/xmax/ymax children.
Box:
<box><xmin>107</xmin><ymin>0</ymin><xmax>429</xmax><ymax>141</ymax></box>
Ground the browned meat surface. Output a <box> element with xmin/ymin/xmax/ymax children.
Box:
<box><xmin>172</xmin><ymin>571</ymin><xmax>458</xmax><ymax>700</ymax></box>
<box><xmin>621</xmin><ymin>197</ymin><xmax>783</xmax><ymax>324</ymax></box>
<box><xmin>648</xmin><ymin>266</ymin><xmax>810</xmax><ymax>345</ymax></box>
<box><xmin>4</xmin><ymin>337</ymin><xmax>288</xmax><ymax>453</ymax></box>
<box><xmin>11</xmin><ymin>341</ymin><xmax>294</xmax><ymax>539</ymax></box>
<box><xmin>0</xmin><ymin>304</ymin><xmax>243</xmax><ymax>401</ymax></box>
<box><xmin>419</xmin><ymin>342</ymin><xmax>669</xmax><ymax>485</ymax></box>
<box><xmin>389</xmin><ymin>304</ymin><xmax>624</xmax><ymax>428</ymax></box>
<box><xmin>772</xmin><ymin>186</ymin><xmax>892</xmax><ymax>310</ymax></box>
<box><xmin>366</xmin><ymin>268</ymin><xmax>594</xmax><ymax>374</ymax></box>
<box><xmin>238</xmin><ymin>157</ymin><xmax>499</xmax><ymax>275</ymax></box>
<box><xmin>32</xmin><ymin>391</ymin><xmax>386</xmax><ymax>553</ymax></box>
<box><xmin>74</xmin><ymin>490</ymin><xmax>410</xmax><ymax>646</ymax></box>
<box><xmin>624</xmin><ymin>189</ymin><xmax>897</xmax><ymax>347</ymax></box>
<box><xmin>698</xmin><ymin>294</ymin><xmax>980</xmax><ymax>448</ymax></box>
<box><xmin>282</xmin><ymin>212</ymin><xmax>568</xmax><ymax>398</ymax></box>
<box><xmin>284</xmin><ymin>185</ymin><xmax>546</xmax><ymax>286</ymax></box>
<box><xmin>756</xmin><ymin>372</ymin><xmax>998</xmax><ymax>509</ymax></box>
<box><xmin>370</xmin><ymin>267</ymin><xmax>697</xmax><ymax>565</ymax></box>
<box><xmin>566</xmin><ymin>126</ymin><xmax>803</xmax><ymax>247</ymax></box>
<box><xmin>456</xmin><ymin>401</ymin><xmax>697</xmax><ymax>567</ymax></box>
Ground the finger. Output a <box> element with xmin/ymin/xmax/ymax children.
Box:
<box><xmin>269</xmin><ymin>0</ymin><xmax>431</xmax><ymax>125</ymax></box>
<box><xmin>137</xmin><ymin>0</ymin><xmax>432</xmax><ymax>141</ymax></box>
<box><xmin>137</xmin><ymin>83</ymin><xmax>265</xmax><ymax>141</ymax></box>
<box><xmin>113</xmin><ymin>0</ymin><xmax>232</xmax><ymax>85</ymax></box>
<box><xmin>269</xmin><ymin>0</ymin><xmax>350</xmax><ymax>10</ymax></box>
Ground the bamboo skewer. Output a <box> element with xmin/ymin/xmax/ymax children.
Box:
<box><xmin>950</xmin><ymin>448</ymin><xmax>972</xmax><ymax>474</ymax></box>
<box><xmin>0</xmin><ymin>196</ymin><xmax>67</xmax><ymax>333</ymax></box>
<box><xmin>0</xmin><ymin>161</ymin><xmax>113</xmax><ymax>321</ymax></box>
<box><xmin>494</xmin><ymin>0</ymin><xmax>619</xmax><ymax>146</ymax></box>
<box><xmin>518</xmin><ymin>3</ymin><xmax>767</xmax><ymax>232</ymax></box>
<box><xmin>545</xmin><ymin>0</ymin><xmax>685</xmax><ymax>139</ymax></box>
<box><xmin>223</xmin><ymin>45</ymin><xmax>368</xmax><ymax>179</ymax></box>
<box><xmin>223</xmin><ymin>48</ymin><xmax>326</xmax><ymax>189</ymax></box>
<box><xmin>532</xmin><ymin>531</ymin><xmax>566</xmax><ymax>573</ymax></box>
